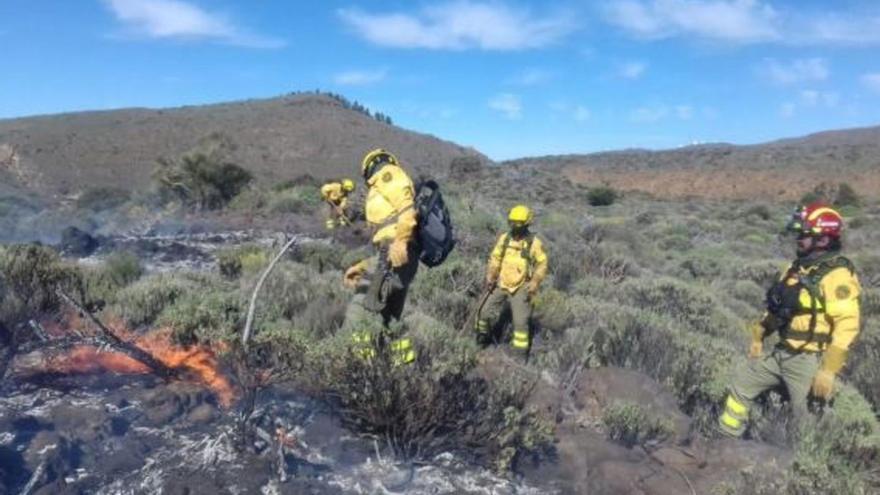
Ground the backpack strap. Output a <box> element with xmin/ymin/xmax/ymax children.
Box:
<box><xmin>794</xmin><ymin>255</ymin><xmax>854</xmax><ymax>351</ymax></box>
<box><xmin>499</xmin><ymin>232</ymin><xmax>535</xmax><ymax>272</ymax></box>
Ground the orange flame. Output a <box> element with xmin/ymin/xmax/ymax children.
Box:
<box><xmin>42</xmin><ymin>317</ymin><xmax>237</xmax><ymax>408</ymax></box>
<box><xmin>134</xmin><ymin>327</ymin><xmax>236</xmax><ymax>407</ymax></box>
<box><xmin>46</xmin><ymin>346</ymin><xmax>151</xmax><ymax>375</ymax></box>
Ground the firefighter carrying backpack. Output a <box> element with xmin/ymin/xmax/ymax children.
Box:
<box><xmin>414</xmin><ymin>180</ymin><xmax>455</xmax><ymax>267</ymax></box>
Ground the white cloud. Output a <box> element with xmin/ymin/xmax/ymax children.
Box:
<box><xmin>574</xmin><ymin>106</ymin><xmax>592</xmax><ymax>122</ymax></box>
<box><xmin>488</xmin><ymin>93</ymin><xmax>522</xmax><ymax>120</ymax></box>
<box><xmin>548</xmin><ymin>102</ymin><xmax>592</xmax><ymax>122</ymax></box>
<box><xmin>779</xmin><ymin>102</ymin><xmax>796</xmax><ymax>118</ymax></box>
<box><xmin>760</xmin><ymin>58</ymin><xmax>829</xmax><ymax>85</ymax></box>
<box><xmin>675</xmin><ymin>105</ymin><xmax>693</xmax><ymax>120</ymax></box>
<box><xmin>508</xmin><ymin>68</ymin><xmax>553</xmax><ymax>86</ymax></box>
<box><xmin>338</xmin><ymin>2</ymin><xmax>575</xmax><ymax>50</ymax></box>
<box><xmin>630</xmin><ymin>103</ymin><xmax>695</xmax><ymax>122</ymax></box>
<box><xmin>630</xmin><ymin>105</ymin><xmax>668</xmax><ymax>123</ymax></box>
<box><xmin>796</xmin><ymin>14</ymin><xmax>880</xmax><ymax>46</ymax></box>
<box><xmin>103</xmin><ymin>0</ymin><xmax>283</xmax><ymax>48</ymax></box>
<box><xmin>862</xmin><ymin>73</ymin><xmax>880</xmax><ymax>93</ymax></box>
<box><xmin>604</xmin><ymin>0</ymin><xmax>779</xmax><ymax>43</ymax></box>
<box><xmin>333</xmin><ymin>69</ymin><xmax>387</xmax><ymax>86</ymax></box>
<box><xmin>618</xmin><ymin>61</ymin><xmax>647</xmax><ymax>79</ymax></box>
<box><xmin>604</xmin><ymin>1</ymin><xmax>880</xmax><ymax>46</ymax></box>
<box><xmin>799</xmin><ymin>89</ymin><xmax>838</xmax><ymax>107</ymax></box>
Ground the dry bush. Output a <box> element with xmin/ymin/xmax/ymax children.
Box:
<box><xmin>602</xmin><ymin>402</ymin><xmax>675</xmax><ymax>448</ymax></box>
<box><xmin>310</xmin><ymin>342</ymin><xmax>553</xmax><ymax>471</ymax></box>
<box><xmin>0</xmin><ymin>244</ymin><xmax>76</xmax><ymax>324</ymax></box>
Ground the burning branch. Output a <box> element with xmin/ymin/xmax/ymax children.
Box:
<box><xmin>55</xmin><ymin>287</ymin><xmax>178</xmax><ymax>380</ymax></box>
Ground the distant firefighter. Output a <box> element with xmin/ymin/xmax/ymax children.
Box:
<box><xmin>475</xmin><ymin>205</ymin><xmax>548</xmax><ymax>361</ymax></box>
<box><xmin>718</xmin><ymin>203</ymin><xmax>862</xmax><ymax>437</ymax></box>
<box><xmin>320</xmin><ymin>178</ymin><xmax>356</xmax><ymax>230</ymax></box>
<box><xmin>342</xmin><ymin>149</ymin><xmax>419</xmax><ymax>365</ymax></box>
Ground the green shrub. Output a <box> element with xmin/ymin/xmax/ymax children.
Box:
<box><xmin>586</xmin><ymin>301</ymin><xmax>735</xmax><ymax>431</ymax></box>
<box><xmin>265</xmin><ymin>185</ymin><xmax>322</xmax><ymax>214</ymax></box>
<box><xmin>0</xmin><ymin>244</ymin><xmax>73</xmax><ymax>320</ymax></box>
<box><xmin>253</xmin><ymin>262</ymin><xmax>347</xmax><ymax>339</ymax></box>
<box><xmin>76</xmin><ymin>187</ymin><xmax>131</xmax><ymax>212</ymax></box>
<box><xmin>586</xmin><ymin>185</ymin><xmax>619</xmax><ymax>207</ymax></box>
<box><xmin>532</xmin><ymin>287</ymin><xmax>575</xmax><ymax>335</ymax></box>
<box><xmin>743</xmin><ymin>204</ymin><xmax>773</xmax><ymax>221</ymax></box>
<box><xmin>781</xmin><ymin>388</ymin><xmax>879</xmax><ymax>494</ymax></box>
<box><xmin>216</xmin><ymin>245</ymin><xmax>269</xmax><ymax>279</ymax></box>
<box><xmin>603</xmin><ymin>402</ymin><xmax>675</xmax><ymax>447</ymax></box>
<box><xmin>226</xmin><ymin>187</ymin><xmax>267</xmax><ymax>212</ymax></box>
<box><xmin>408</xmin><ymin>256</ymin><xmax>482</xmax><ymax>331</ymax></box>
<box><xmin>111</xmin><ymin>274</ymin><xmax>197</xmax><ymax>328</ymax></box>
<box><xmin>103</xmin><ymin>252</ymin><xmax>143</xmax><ymax>286</ymax></box>
<box><xmin>845</xmin><ymin>319</ymin><xmax>880</xmax><ymax>410</ymax></box>
<box><xmin>835</xmin><ymin>182</ymin><xmax>861</xmax><ymax>208</ymax></box>
<box><xmin>619</xmin><ymin>277</ymin><xmax>736</xmax><ymax>338</ymax></box>
<box><xmin>735</xmin><ymin>260</ymin><xmax>783</xmax><ymax>288</ymax></box>
<box><xmin>291</xmin><ymin>241</ymin><xmax>348</xmax><ymax>272</ymax></box>
<box><xmin>158</xmin><ymin>288</ymin><xmax>242</xmax><ymax>346</ymax></box>
<box><xmin>730</xmin><ymin>279</ymin><xmax>766</xmax><ymax>310</ymax></box>
<box><xmin>153</xmin><ymin>151</ymin><xmax>253</xmax><ymax>211</ymax></box>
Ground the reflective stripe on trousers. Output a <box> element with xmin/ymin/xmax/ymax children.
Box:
<box><xmin>351</xmin><ymin>331</ymin><xmax>415</xmax><ymax>365</ymax></box>
<box><xmin>718</xmin><ymin>394</ymin><xmax>749</xmax><ymax>437</ymax></box>
<box><xmin>511</xmin><ymin>329</ymin><xmax>530</xmax><ymax>351</ymax></box>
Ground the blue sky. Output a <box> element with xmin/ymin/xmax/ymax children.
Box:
<box><xmin>2</xmin><ymin>1</ymin><xmax>880</xmax><ymax>160</ymax></box>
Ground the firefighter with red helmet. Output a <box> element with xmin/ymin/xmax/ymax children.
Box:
<box><xmin>718</xmin><ymin>203</ymin><xmax>862</xmax><ymax>437</ymax></box>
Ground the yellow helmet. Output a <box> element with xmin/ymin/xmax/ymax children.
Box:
<box><xmin>508</xmin><ymin>205</ymin><xmax>533</xmax><ymax>226</ymax></box>
<box><xmin>341</xmin><ymin>178</ymin><xmax>355</xmax><ymax>192</ymax></box>
<box><xmin>361</xmin><ymin>148</ymin><xmax>399</xmax><ymax>179</ymax></box>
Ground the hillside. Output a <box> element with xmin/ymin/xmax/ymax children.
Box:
<box><xmin>0</xmin><ymin>94</ymin><xmax>485</xmax><ymax>201</ymax></box>
<box><xmin>506</xmin><ymin>126</ymin><xmax>880</xmax><ymax>200</ymax></box>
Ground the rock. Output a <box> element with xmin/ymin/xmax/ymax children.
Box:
<box><xmin>142</xmin><ymin>383</ymin><xmax>213</xmax><ymax>426</ymax></box>
<box><xmin>568</xmin><ymin>367</ymin><xmax>692</xmax><ymax>442</ymax></box>
<box><xmin>187</xmin><ymin>404</ymin><xmax>217</xmax><ymax>424</ymax></box>
<box><xmin>59</xmin><ymin>226</ymin><xmax>99</xmax><ymax>257</ymax></box>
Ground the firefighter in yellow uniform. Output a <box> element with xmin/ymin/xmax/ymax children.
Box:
<box><xmin>320</xmin><ymin>178</ymin><xmax>356</xmax><ymax>230</ymax></box>
<box><xmin>718</xmin><ymin>203</ymin><xmax>862</xmax><ymax>437</ymax></box>
<box><xmin>475</xmin><ymin>205</ymin><xmax>548</xmax><ymax>359</ymax></box>
<box><xmin>341</xmin><ymin>150</ymin><xmax>419</xmax><ymax>364</ymax></box>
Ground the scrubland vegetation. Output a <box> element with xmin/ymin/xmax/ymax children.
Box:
<box><xmin>1</xmin><ymin>154</ymin><xmax>878</xmax><ymax>492</ymax></box>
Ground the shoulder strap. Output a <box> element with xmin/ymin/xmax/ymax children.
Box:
<box><xmin>500</xmin><ymin>233</ymin><xmax>511</xmax><ymax>264</ymax></box>
<box><xmin>521</xmin><ymin>233</ymin><xmax>535</xmax><ymax>263</ymax></box>
<box><xmin>499</xmin><ymin>232</ymin><xmax>535</xmax><ymax>265</ymax></box>
<box><xmin>796</xmin><ymin>255</ymin><xmax>853</xmax><ymax>351</ymax></box>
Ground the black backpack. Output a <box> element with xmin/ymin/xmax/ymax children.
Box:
<box><xmin>414</xmin><ymin>180</ymin><xmax>455</xmax><ymax>267</ymax></box>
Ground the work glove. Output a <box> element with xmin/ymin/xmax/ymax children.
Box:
<box><xmin>344</xmin><ymin>260</ymin><xmax>369</xmax><ymax>289</ymax></box>
<box><xmin>811</xmin><ymin>370</ymin><xmax>835</xmax><ymax>400</ymax></box>
<box><xmin>527</xmin><ymin>281</ymin><xmax>540</xmax><ymax>299</ymax></box>
<box><xmin>811</xmin><ymin>345</ymin><xmax>848</xmax><ymax>400</ymax></box>
<box><xmin>388</xmin><ymin>239</ymin><xmax>409</xmax><ymax>268</ymax></box>
<box><xmin>748</xmin><ymin>321</ymin><xmax>765</xmax><ymax>359</ymax></box>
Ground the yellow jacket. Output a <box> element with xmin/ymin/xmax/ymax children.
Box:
<box><xmin>321</xmin><ymin>182</ymin><xmax>349</xmax><ymax>208</ymax></box>
<box><xmin>486</xmin><ymin>232</ymin><xmax>548</xmax><ymax>293</ymax></box>
<box><xmin>364</xmin><ymin>164</ymin><xmax>417</xmax><ymax>245</ymax></box>
<box><xmin>767</xmin><ymin>258</ymin><xmax>861</xmax><ymax>354</ymax></box>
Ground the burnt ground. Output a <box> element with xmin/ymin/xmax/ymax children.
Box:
<box><xmin>0</xmin><ymin>373</ymin><xmax>558</xmax><ymax>495</ymax></box>
<box><xmin>0</xmin><ymin>346</ymin><xmax>794</xmax><ymax>495</ymax></box>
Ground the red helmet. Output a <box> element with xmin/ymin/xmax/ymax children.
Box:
<box><xmin>787</xmin><ymin>202</ymin><xmax>843</xmax><ymax>238</ymax></box>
